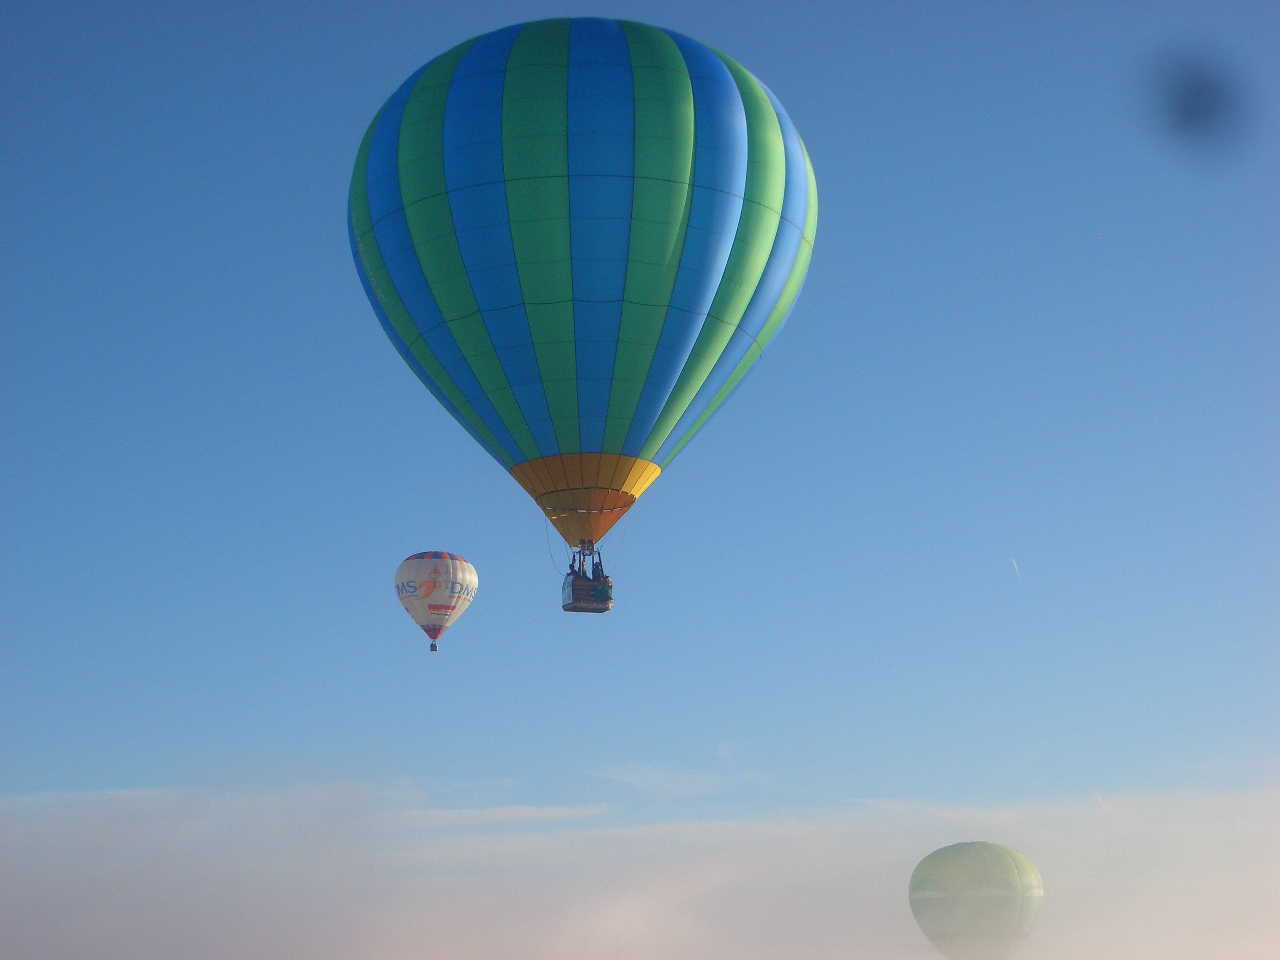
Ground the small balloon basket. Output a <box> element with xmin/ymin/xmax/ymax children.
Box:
<box><xmin>562</xmin><ymin>540</ymin><xmax>613</xmax><ymax>613</ymax></box>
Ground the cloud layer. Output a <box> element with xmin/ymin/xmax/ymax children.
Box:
<box><xmin>591</xmin><ymin>762</ymin><xmax>769</xmax><ymax>798</ymax></box>
<box><xmin>1</xmin><ymin>784</ymin><xmax>1275</xmax><ymax>960</ymax></box>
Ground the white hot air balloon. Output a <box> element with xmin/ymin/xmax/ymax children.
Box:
<box><xmin>394</xmin><ymin>552</ymin><xmax>478</xmax><ymax>651</ymax></box>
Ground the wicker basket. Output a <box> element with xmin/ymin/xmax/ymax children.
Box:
<box><xmin>562</xmin><ymin>574</ymin><xmax>613</xmax><ymax>613</ymax></box>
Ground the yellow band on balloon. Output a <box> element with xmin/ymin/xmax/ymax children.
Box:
<box><xmin>510</xmin><ymin>454</ymin><xmax>661</xmax><ymax>546</ymax></box>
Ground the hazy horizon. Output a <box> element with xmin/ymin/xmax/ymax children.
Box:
<box><xmin>4</xmin><ymin>781</ymin><xmax>1276</xmax><ymax>958</ymax></box>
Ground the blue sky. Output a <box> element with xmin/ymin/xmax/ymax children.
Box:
<box><xmin>1</xmin><ymin>0</ymin><xmax>1276</xmax><ymax>928</ymax></box>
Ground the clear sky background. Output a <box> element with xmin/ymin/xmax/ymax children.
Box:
<box><xmin>1</xmin><ymin>1</ymin><xmax>1276</xmax><ymax>957</ymax></box>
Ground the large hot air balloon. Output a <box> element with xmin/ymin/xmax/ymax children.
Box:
<box><xmin>350</xmin><ymin>18</ymin><xmax>817</xmax><ymax>607</ymax></box>
<box><xmin>394</xmin><ymin>552</ymin><xmax>478</xmax><ymax>650</ymax></box>
<box><xmin>909</xmin><ymin>842</ymin><xmax>1043</xmax><ymax>960</ymax></box>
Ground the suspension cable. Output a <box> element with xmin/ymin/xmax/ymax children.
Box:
<box><xmin>543</xmin><ymin>516</ymin><xmax>565</xmax><ymax>573</ymax></box>
<box><xmin>608</xmin><ymin>513</ymin><xmax>631</xmax><ymax>574</ymax></box>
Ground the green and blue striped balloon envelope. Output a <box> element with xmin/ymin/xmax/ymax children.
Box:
<box><xmin>349</xmin><ymin>18</ymin><xmax>817</xmax><ymax>545</ymax></box>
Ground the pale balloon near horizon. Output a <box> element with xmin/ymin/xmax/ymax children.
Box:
<box><xmin>909</xmin><ymin>841</ymin><xmax>1043</xmax><ymax>960</ymax></box>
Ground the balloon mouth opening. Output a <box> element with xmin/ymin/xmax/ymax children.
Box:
<box><xmin>511</xmin><ymin>454</ymin><xmax>660</xmax><ymax>545</ymax></box>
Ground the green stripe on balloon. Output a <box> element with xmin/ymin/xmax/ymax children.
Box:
<box><xmin>351</xmin><ymin>105</ymin><xmax>514</xmax><ymax>468</ymax></box>
<box><xmin>602</xmin><ymin>22</ymin><xmax>696</xmax><ymax>454</ymax></box>
<box><xmin>397</xmin><ymin>39</ymin><xmax>542</xmax><ymax>462</ymax></box>
<box><xmin>503</xmin><ymin>19</ymin><xmax>580</xmax><ymax>455</ymax></box>
<box><xmin>660</xmin><ymin>140</ymin><xmax>817</xmax><ymax>468</ymax></box>
<box><xmin>638</xmin><ymin>52</ymin><xmax>786</xmax><ymax>461</ymax></box>
<box><xmin>762</xmin><ymin>142</ymin><xmax>818</xmax><ymax>351</ymax></box>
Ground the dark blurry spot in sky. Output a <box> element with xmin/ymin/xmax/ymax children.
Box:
<box><xmin>1152</xmin><ymin>51</ymin><xmax>1249</xmax><ymax>154</ymax></box>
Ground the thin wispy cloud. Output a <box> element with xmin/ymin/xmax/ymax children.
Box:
<box><xmin>716</xmin><ymin>742</ymin><xmax>748</xmax><ymax>762</ymax></box>
<box><xmin>389</xmin><ymin>804</ymin><xmax>610</xmax><ymax>827</ymax></box>
<box><xmin>591</xmin><ymin>763</ymin><xmax>769</xmax><ymax>798</ymax></box>
<box><xmin>2</xmin><ymin>783</ymin><xmax>1275</xmax><ymax>960</ymax></box>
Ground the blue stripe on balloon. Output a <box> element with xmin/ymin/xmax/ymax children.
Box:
<box><xmin>365</xmin><ymin>64</ymin><xmax>526</xmax><ymax>464</ymax></box>
<box><xmin>761</xmin><ymin>261</ymin><xmax>809</xmax><ymax>347</ymax></box>
<box><xmin>568</xmin><ymin>18</ymin><xmax>634</xmax><ymax>453</ymax></box>
<box><xmin>621</xmin><ymin>30</ymin><xmax>748</xmax><ymax>457</ymax></box>
<box><xmin>443</xmin><ymin>24</ymin><xmax>560</xmax><ymax>458</ymax></box>
<box><xmin>364</xmin><ymin>64</ymin><xmax>428</xmax><ymax>227</ymax></box>
<box><xmin>348</xmin><ymin>212</ymin><xmax>509</xmax><ymax>467</ymax></box>
<box><xmin>652</xmin><ymin>83</ymin><xmax>809</xmax><ymax>463</ymax></box>
<box><xmin>763</xmin><ymin>84</ymin><xmax>811</xmax><ymax>238</ymax></box>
